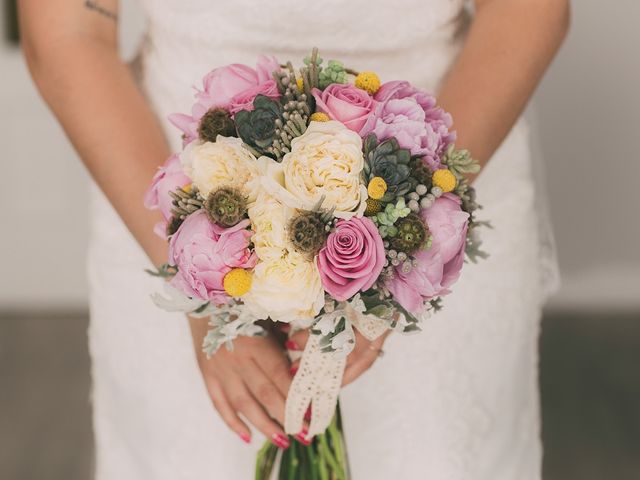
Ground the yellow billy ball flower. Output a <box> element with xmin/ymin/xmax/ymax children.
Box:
<box><xmin>355</xmin><ymin>71</ymin><xmax>381</xmax><ymax>95</ymax></box>
<box><xmin>432</xmin><ymin>169</ymin><xmax>457</xmax><ymax>193</ymax></box>
<box><xmin>223</xmin><ymin>268</ymin><xmax>253</xmax><ymax>297</ymax></box>
<box><xmin>310</xmin><ymin>112</ymin><xmax>330</xmax><ymax>122</ymax></box>
<box><xmin>367</xmin><ymin>176</ymin><xmax>388</xmax><ymax>200</ymax></box>
<box><xmin>296</xmin><ymin>77</ymin><xmax>304</xmax><ymax>91</ymax></box>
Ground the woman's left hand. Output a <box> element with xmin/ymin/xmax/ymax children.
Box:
<box><xmin>286</xmin><ymin>328</ymin><xmax>389</xmax><ymax>387</ymax></box>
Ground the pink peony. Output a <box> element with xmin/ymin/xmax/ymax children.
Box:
<box><xmin>360</xmin><ymin>80</ymin><xmax>455</xmax><ymax>170</ymax></box>
<box><xmin>317</xmin><ymin>217</ymin><xmax>385</xmax><ymax>301</ymax></box>
<box><xmin>144</xmin><ymin>154</ymin><xmax>191</xmax><ymax>238</ymax></box>
<box><xmin>168</xmin><ymin>210</ymin><xmax>256</xmax><ymax>305</ymax></box>
<box><xmin>169</xmin><ymin>55</ymin><xmax>280</xmax><ymax>145</ymax></box>
<box><xmin>386</xmin><ymin>193</ymin><xmax>469</xmax><ymax>313</ymax></box>
<box><xmin>311</xmin><ymin>84</ymin><xmax>377</xmax><ymax>133</ymax></box>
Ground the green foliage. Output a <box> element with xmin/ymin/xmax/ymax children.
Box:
<box><xmin>144</xmin><ymin>263</ymin><xmax>178</xmax><ymax>278</ymax></box>
<box><xmin>318</xmin><ymin>60</ymin><xmax>348</xmax><ymax>89</ymax></box>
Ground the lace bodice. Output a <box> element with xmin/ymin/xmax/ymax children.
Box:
<box><xmin>135</xmin><ymin>0</ymin><xmax>470</xmax><ymax>152</ymax></box>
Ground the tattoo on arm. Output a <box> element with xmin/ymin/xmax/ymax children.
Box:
<box><xmin>85</xmin><ymin>1</ymin><xmax>118</xmax><ymax>21</ymax></box>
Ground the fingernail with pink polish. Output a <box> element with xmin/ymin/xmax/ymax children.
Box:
<box><xmin>304</xmin><ymin>406</ymin><xmax>312</xmax><ymax>421</ymax></box>
<box><xmin>295</xmin><ymin>433</ymin><xmax>312</xmax><ymax>446</ymax></box>
<box><xmin>239</xmin><ymin>433</ymin><xmax>251</xmax><ymax>444</ymax></box>
<box><xmin>289</xmin><ymin>365</ymin><xmax>299</xmax><ymax>376</ymax></box>
<box><xmin>295</xmin><ymin>427</ymin><xmax>312</xmax><ymax>446</ymax></box>
<box><xmin>285</xmin><ymin>340</ymin><xmax>300</xmax><ymax>351</ymax></box>
<box><xmin>271</xmin><ymin>433</ymin><xmax>290</xmax><ymax>449</ymax></box>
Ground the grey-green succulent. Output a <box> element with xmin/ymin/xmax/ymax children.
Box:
<box><xmin>363</xmin><ymin>134</ymin><xmax>414</xmax><ymax>202</ymax></box>
<box><xmin>235</xmin><ymin>95</ymin><xmax>283</xmax><ymax>157</ymax></box>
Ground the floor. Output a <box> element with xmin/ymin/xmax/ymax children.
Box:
<box><xmin>1</xmin><ymin>312</ymin><xmax>639</xmax><ymax>480</ymax></box>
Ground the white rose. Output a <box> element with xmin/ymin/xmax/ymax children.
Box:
<box><xmin>180</xmin><ymin>136</ymin><xmax>261</xmax><ymax>201</ymax></box>
<box><xmin>243</xmin><ymin>251</ymin><xmax>325</xmax><ymax>323</ymax></box>
<box><xmin>260</xmin><ymin>121</ymin><xmax>368</xmax><ymax>218</ymax></box>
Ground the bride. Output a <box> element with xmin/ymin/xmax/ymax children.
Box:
<box><xmin>19</xmin><ymin>0</ymin><xmax>569</xmax><ymax>478</ymax></box>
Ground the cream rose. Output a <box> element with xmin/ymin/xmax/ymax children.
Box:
<box><xmin>243</xmin><ymin>251</ymin><xmax>325</xmax><ymax>323</ymax></box>
<box><xmin>260</xmin><ymin>121</ymin><xmax>368</xmax><ymax>218</ymax></box>
<box><xmin>247</xmin><ymin>192</ymin><xmax>293</xmax><ymax>262</ymax></box>
<box><xmin>180</xmin><ymin>136</ymin><xmax>261</xmax><ymax>202</ymax></box>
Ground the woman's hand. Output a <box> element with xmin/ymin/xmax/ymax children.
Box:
<box><xmin>189</xmin><ymin>317</ymin><xmax>295</xmax><ymax>448</ymax></box>
<box><xmin>287</xmin><ymin>328</ymin><xmax>389</xmax><ymax>387</ymax></box>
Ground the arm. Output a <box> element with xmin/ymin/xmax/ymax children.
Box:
<box><xmin>438</xmin><ymin>0</ymin><xmax>570</xmax><ymax>169</ymax></box>
<box><xmin>323</xmin><ymin>0</ymin><xmax>570</xmax><ymax>383</ymax></box>
<box><xmin>19</xmin><ymin>0</ymin><xmax>169</xmax><ymax>265</ymax></box>
<box><xmin>19</xmin><ymin>0</ymin><xmax>295</xmax><ymax>446</ymax></box>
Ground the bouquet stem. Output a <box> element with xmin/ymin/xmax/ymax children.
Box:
<box><xmin>255</xmin><ymin>403</ymin><xmax>350</xmax><ymax>480</ymax></box>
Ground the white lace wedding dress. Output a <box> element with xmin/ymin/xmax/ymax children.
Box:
<box><xmin>88</xmin><ymin>1</ymin><xmax>559</xmax><ymax>478</ymax></box>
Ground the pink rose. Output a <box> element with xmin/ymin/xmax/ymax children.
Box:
<box><xmin>386</xmin><ymin>194</ymin><xmax>469</xmax><ymax>313</ymax></box>
<box><xmin>144</xmin><ymin>154</ymin><xmax>191</xmax><ymax>238</ymax></box>
<box><xmin>168</xmin><ymin>210</ymin><xmax>256</xmax><ymax>305</ymax></box>
<box><xmin>361</xmin><ymin>80</ymin><xmax>455</xmax><ymax>170</ymax></box>
<box><xmin>169</xmin><ymin>55</ymin><xmax>281</xmax><ymax>145</ymax></box>
<box><xmin>311</xmin><ymin>84</ymin><xmax>377</xmax><ymax>133</ymax></box>
<box><xmin>317</xmin><ymin>217</ymin><xmax>385</xmax><ymax>301</ymax></box>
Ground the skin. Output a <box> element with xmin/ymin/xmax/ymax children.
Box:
<box><xmin>19</xmin><ymin>0</ymin><xmax>569</xmax><ymax>445</ymax></box>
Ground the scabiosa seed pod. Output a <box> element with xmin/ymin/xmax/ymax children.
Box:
<box><xmin>288</xmin><ymin>211</ymin><xmax>329</xmax><ymax>259</ymax></box>
<box><xmin>204</xmin><ymin>187</ymin><xmax>247</xmax><ymax>227</ymax></box>
<box><xmin>165</xmin><ymin>215</ymin><xmax>183</xmax><ymax>237</ymax></box>
<box><xmin>389</xmin><ymin>213</ymin><xmax>428</xmax><ymax>255</ymax></box>
<box><xmin>198</xmin><ymin>108</ymin><xmax>237</xmax><ymax>143</ymax></box>
<box><xmin>410</xmin><ymin>158</ymin><xmax>433</xmax><ymax>189</ymax></box>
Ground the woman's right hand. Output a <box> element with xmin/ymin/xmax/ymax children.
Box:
<box><xmin>189</xmin><ymin>316</ymin><xmax>296</xmax><ymax>448</ymax></box>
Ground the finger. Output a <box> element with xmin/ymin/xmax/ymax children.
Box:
<box><xmin>202</xmin><ymin>372</ymin><xmax>252</xmax><ymax>443</ymax></box>
<box><xmin>252</xmin><ymin>337</ymin><xmax>294</xmax><ymax>398</ymax></box>
<box><xmin>237</xmin><ymin>358</ymin><xmax>287</xmax><ymax>427</ymax></box>
<box><xmin>287</xmin><ymin>329</ymin><xmax>310</xmax><ymax>352</ymax></box>
<box><xmin>228</xmin><ymin>381</ymin><xmax>291</xmax><ymax>449</ymax></box>
<box><xmin>342</xmin><ymin>333</ymin><xmax>388</xmax><ymax>386</ymax></box>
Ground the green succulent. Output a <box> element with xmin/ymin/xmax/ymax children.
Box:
<box><xmin>204</xmin><ymin>187</ymin><xmax>247</xmax><ymax>227</ymax></box>
<box><xmin>374</xmin><ymin>198</ymin><xmax>411</xmax><ymax>238</ymax></box>
<box><xmin>318</xmin><ymin>60</ymin><xmax>349</xmax><ymax>89</ymax></box>
<box><xmin>363</xmin><ymin>134</ymin><xmax>414</xmax><ymax>202</ymax></box>
<box><xmin>441</xmin><ymin>145</ymin><xmax>480</xmax><ymax>180</ymax></box>
<box><xmin>235</xmin><ymin>95</ymin><xmax>283</xmax><ymax>157</ymax></box>
<box><xmin>389</xmin><ymin>213</ymin><xmax>428</xmax><ymax>254</ymax></box>
<box><xmin>198</xmin><ymin>108</ymin><xmax>236</xmax><ymax>142</ymax></box>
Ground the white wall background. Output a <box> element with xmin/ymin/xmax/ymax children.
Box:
<box><xmin>0</xmin><ymin>0</ymin><xmax>638</xmax><ymax>312</ymax></box>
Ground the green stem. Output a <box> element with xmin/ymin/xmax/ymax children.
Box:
<box><xmin>307</xmin><ymin>443</ymin><xmax>320</xmax><ymax>480</ymax></box>
<box><xmin>318</xmin><ymin>434</ymin><xmax>345</xmax><ymax>479</ymax></box>
<box><xmin>255</xmin><ymin>441</ymin><xmax>278</xmax><ymax>480</ymax></box>
<box><xmin>288</xmin><ymin>442</ymin><xmax>299</xmax><ymax>480</ymax></box>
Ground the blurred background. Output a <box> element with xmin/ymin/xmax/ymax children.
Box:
<box><xmin>1</xmin><ymin>0</ymin><xmax>639</xmax><ymax>479</ymax></box>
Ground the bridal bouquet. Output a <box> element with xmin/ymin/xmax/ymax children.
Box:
<box><xmin>145</xmin><ymin>48</ymin><xmax>485</xmax><ymax>479</ymax></box>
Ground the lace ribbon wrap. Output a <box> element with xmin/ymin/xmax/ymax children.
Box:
<box><xmin>284</xmin><ymin>305</ymin><xmax>389</xmax><ymax>436</ymax></box>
